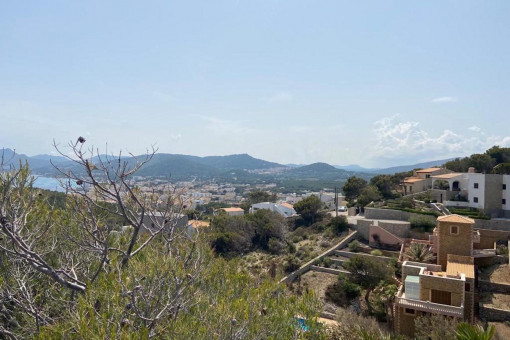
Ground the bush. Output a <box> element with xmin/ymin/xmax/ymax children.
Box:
<box><xmin>329</xmin><ymin>216</ymin><xmax>349</xmax><ymax>235</ymax></box>
<box><xmin>283</xmin><ymin>256</ymin><xmax>301</xmax><ymax>273</ymax></box>
<box><xmin>319</xmin><ymin>240</ymin><xmax>331</xmax><ymax>248</ymax></box>
<box><xmin>409</xmin><ymin>215</ymin><xmax>436</xmax><ymax>232</ymax></box>
<box><xmin>325</xmin><ymin>275</ymin><xmax>361</xmax><ymax>306</ymax></box>
<box><xmin>287</xmin><ymin>242</ymin><xmax>296</xmax><ymax>254</ymax></box>
<box><xmin>496</xmin><ymin>244</ymin><xmax>508</xmax><ymax>255</ymax></box>
<box><xmin>267</xmin><ymin>237</ymin><xmax>284</xmax><ymax>254</ymax></box>
<box><xmin>370</xmin><ymin>249</ymin><xmax>383</xmax><ymax>256</ymax></box>
<box><xmin>322</xmin><ymin>256</ymin><xmax>332</xmax><ymax>268</ymax></box>
<box><xmin>348</xmin><ymin>240</ymin><xmax>361</xmax><ymax>252</ymax></box>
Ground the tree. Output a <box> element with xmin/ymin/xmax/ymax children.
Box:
<box><xmin>246</xmin><ymin>209</ymin><xmax>287</xmax><ymax>250</ymax></box>
<box><xmin>342</xmin><ymin>176</ymin><xmax>367</xmax><ymax>202</ymax></box>
<box><xmin>293</xmin><ymin>195</ymin><xmax>322</xmax><ymax>225</ymax></box>
<box><xmin>370</xmin><ymin>175</ymin><xmax>397</xmax><ymax>199</ymax></box>
<box><xmin>357</xmin><ymin>185</ymin><xmax>382</xmax><ymax>207</ymax></box>
<box><xmin>414</xmin><ymin>314</ymin><xmax>458</xmax><ymax>340</ymax></box>
<box><xmin>329</xmin><ymin>216</ymin><xmax>349</xmax><ymax>235</ymax></box>
<box><xmin>0</xmin><ymin>142</ymin><xmax>328</xmax><ymax>339</ymax></box>
<box><xmin>343</xmin><ymin>255</ymin><xmax>393</xmax><ymax>313</ymax></box>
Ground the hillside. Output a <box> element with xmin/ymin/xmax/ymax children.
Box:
<box><xmin>197</xmin><ymin>153</ymin><xmax>284</xmax><ymax>170</ymax></box>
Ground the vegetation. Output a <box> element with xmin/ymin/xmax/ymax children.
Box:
<box><xmin>443</xmin><ymin>146</ymin><xmax>510</xmax><ymax>174</ymax></box>
<box><xmin>409</xmin><ymin>215</ymin><xmax>437</xmax><ymax>232</ymax></box>
<box><xmin>0</xmin><ymin>142</ymin><xmax>326</xmax><ymax>339</ymax></box>
<box><xmin>414</xmin><ymin>314</ymin><xmax>459</xmax><ymax>340</ymax></box>
<box><xmin>342</xmin><ymin>176</ymin><xmax>368</xmax><ymax>202</ymax></box>
<box><xmin>329</xmin><ymin>215</ymin><xmax>349</xmax><ymax>235</ymax></box>
<box><xmin>456</xmin><ymin>323</ymin><xmax>495</xmax><ymax>340</ymax></box>
<box><xmin>325</xmin><ymin>274</ymin><xmax>361</xmax><ymax>306</ymax></box>
<box><xmin>348</xmin><ymin>240</ymin><xmax>361</xmax><ymax>252</ymax></box>
<box><xmin>343</xmin><ymin>255</ymin><xmax>394</xmax><ymax>313</ymax></box>
<box><xmin>210</xmin><ymin>209</ymin><xmax>288</xmax><ymax>255</ymax></box>
<box><xmin>240</xmin><ymin>190</ymin><xmax>277</xmax><ymax>212</ymax></box>
<box><xmin>293</xmin><ymin>195</ymin><xmax>323</xmax><ymax>225</ymax></box>
<box><xmin>404</xmin><ymin>242</ymin><xmax>434</xmax><ymax>262</ymax></box>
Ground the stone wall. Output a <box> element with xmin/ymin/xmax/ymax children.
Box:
<box><xmin>355</xmin><ymin>219</ymin><xmax>373</xmax><ymax>240</ymax></box>
<box><xmin>378</xmin><ymin>220</ymin><xmax>411</xmax><ymax>238</ymax></box>
<box><xmin>478</xmin><ymin>279</ymin><xmax>510</xmax><ymax>294</ymax></box>
<box><xmin>364</xmin><ymin>207</ymin><xmax>436</xmax><ymax>225</ymax></box>
<box><xmin>474</xmin><ymin>219</ymin><xmax>510</xmax><ymax>232</ymax></box>
<box><xmin>479</xmin><ymin>304</ymin><xmax>510</xmax><ymax>322</ymax></box>
<box><xmin>280</xmin><ymin>230</ymin><xmax>358</xmax><ymax>283</ymax></box>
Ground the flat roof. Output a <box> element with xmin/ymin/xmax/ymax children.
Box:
<box><xmin>447</xmin><ymin>256</ymin><xmax>474</xmax><ymax>279</ymax></box>
<box><xmin>405</xmin><ymin>275</ymin><xmax>420</xmax><ymax>283</ymax></box>
<box><xmin>416</xmin><ymin>167</ymin><xmax>442</xmax><ymax>173</ymax></box>
<box><xmin>431</xmin><ymin>173</ymin><xmax>463</xmax><ymax>179</ymax></box>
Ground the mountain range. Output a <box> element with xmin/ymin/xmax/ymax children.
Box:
<box><xmin>1</xmin><ymin>148</ymin><xmax>455</xmax><ymax>181</ymax></box>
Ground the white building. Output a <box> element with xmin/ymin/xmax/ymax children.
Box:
<box><xmin>431</xmin><ymin>169</ymin><xmax>510</xmax><ymax>218</ymax></box>
<box><xmin>250</xmin><ymin>202</ymin><xmax>297</xmax><ymax>218</ymax></box>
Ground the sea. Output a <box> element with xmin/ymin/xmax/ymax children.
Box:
<box><xmin>32</xmin><ymin>176</ymin><xmax>69</xmax><ymax>192</ymax></box>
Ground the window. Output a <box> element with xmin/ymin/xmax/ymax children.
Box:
<box><xmin>473</xmin><ymin>197</ymin><xmax>478</xmax><ymax>203</ymax></box>
<box><xmin>504</xmin><ymin>184</ymin><xmax>507</xmax><ymax>190</ymax></box>
<box><xmin>426</xmin><ymin>174</ymin><xmax>431</xmax><ymax>179</ymax></box>
<box><xmin>503</xmin><ymin>199</ymin><xmax>507</xmax><ymax>205</ymax></box>
<box><xmin>474</xmin><ymin>183</ymin><xmax>479</xmax><ymax>189</ymax></box>
<box><xmin>465</xmin><ymin>283</ymin><xmax>471</xmax><ymax>292</ymax></box>
<box><xmin>404</xmin><ymin>308</ymin><xmax>415</xmax><ymax>315</ymax></box>
<box><xmin>450</xmin><ymin>226</ymin><xmax>459</xmax><ymax>235</ymax></box>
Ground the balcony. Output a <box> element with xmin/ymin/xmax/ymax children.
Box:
<box><xmin>396</xmin><ymin>290</ymin><xmax>464</xmax><ymax>318</ymax></box>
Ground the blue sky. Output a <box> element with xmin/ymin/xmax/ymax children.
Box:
<box><xmin>1</xmin><ymin>0</ymin><xmax>509</xmax><ymax>167</ymax></box>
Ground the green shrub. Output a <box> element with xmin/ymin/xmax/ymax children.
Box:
<box><xmin>329</xmin><ymin>216</ymin><xmax>349</xmax><ymax>235</ymax></box>
<box><xmin>370</xmin><ymin>249</ymin><xmax>383</xmax><ymax>256</ymax></box>
<box><xmin>283</xmin><ymin>256</ymin><xmax>301</xmax><ymax>273</ymax></box>
<box><xmin>348</xmin><ymin>240</ymin><xmax>361</xmax><ymax>252</ymax></box>
<box><xmin>267</xmin><ymin>237</ymin><xmax>284</xmax><ymax>254</ymax></box>
<box><xmin>325</xmin><ymin>275</ymin><xmax>361</xmax><ymax>306</ymax></box>
<box><xmin>496</xmin><ymin>244</ymin><xmax>508</xmax><ymax>255</ymax></box>
<box><xmin>409</xmin><ymin>215</ymin><xmax>436</xmax><ymax>232</ymax></box>
<box><xmin>322</xmin><ymin>256</ymin><xmax>332</xmax><ymax>268</ymax></box>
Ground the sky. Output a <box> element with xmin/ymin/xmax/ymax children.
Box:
<box><xmin>1</xmin><ymin>0</ymin><xmax>510</xmax><ymax>168</ymax></box>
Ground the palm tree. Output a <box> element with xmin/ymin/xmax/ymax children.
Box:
<box><xmin>404</xmin><ymin>242</ymin><xmax>434</xmax><ymax>262</ymax></box>
<box><xmin>456</xmin><ymin>323</ymin><xmax>495</xmax><ymax>340</ymax></box>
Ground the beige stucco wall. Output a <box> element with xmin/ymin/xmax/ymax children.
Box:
<box><xmin>419</xmin><ymin>275</ymin><xmax>465</xmax><ymax>307</ymax></box>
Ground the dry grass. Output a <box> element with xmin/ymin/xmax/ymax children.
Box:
<box><xmin>480</xmin><ymin>264</ymin><xmax>510</xmax><ymax>283</ymax></box>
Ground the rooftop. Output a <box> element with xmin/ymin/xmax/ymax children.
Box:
<box><xmin>431</xmin><ymin>173</ymin><xmax>463</xmax><ymax>179</ymax></box>
<box><xmin>447</xmin><ymin>255</ymin><xmax>475</xmax><ymax>279</ymax></box>
<box><xmin>221</xmin><ymin>207</ymin><xmax>244</xmax><ymax>212</ymax></box>
<box><xmin>437</xmin><ymin>214</ymin><xmax>475</xmax><ymax>224</ymax></box>
<box><xmin>416</xmin><ymin>167</ymin><xmax>442</xmax><ymax>173</ymax></box>
<box><xmin>403</xmin><ymin>177</ymin><xmax>424</xmax><ymax>183</ymax></box>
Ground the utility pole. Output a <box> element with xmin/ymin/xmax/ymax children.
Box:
<box><xmin>335</xmin><ymin>186</ymin><xmax>338</xmax><ymax>217</ymax></box>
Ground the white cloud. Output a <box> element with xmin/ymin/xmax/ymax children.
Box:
<box><xmin>432</xmin><ymin>96</ymin><xmax>458</xmax><ymax>103</ymax></box>
<box><xmin>468</xmin><ymin>126</ymin><xmax>481</xmax><ymax>132</ymax></box>
<box><xmin>170</xmin><ymin>133</ymin><xmax>182</xmax><ymax>142</ymax></box>
<box><xmin>263</xmin><ymin>91</ymin><xmax>293</xmax><ymax>103</ymax></box>
<box><xmin>370</xmin><ymin>115</ymin><xmax>510</xmax><ymax>166</ymax></box>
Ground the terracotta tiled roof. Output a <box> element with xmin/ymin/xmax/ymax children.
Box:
<box><xmin>402</xmin><ymin>177</ymin><xmax>424</xmax><ymax>183</ymax></box>
<box><xmin>437</xmin><ymin>214</ymin><xmax>475</xmax><ymax>224</ymax></box>
<box><xmin>415</xmin><ymin>167</ymin><xmax>442</xmax><ymax>173</ymax></box>
<box><xmin>280</xmin><ymin>202</ymin><xmax>294</xmax><ymax>209</ymax></box>
<box><xmin>221</xmin><ymin>207</ymin><xmax>244</xmax><ymax>212</ymax></box>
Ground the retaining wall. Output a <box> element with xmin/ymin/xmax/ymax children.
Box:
<box><xmin>478</xmin><ymin>279</ymin><xmax>510</xmax><ymax>294</ymax></box>
<box><xmin>364</xmin><ymin>208</ymin><xmax>436</xmax><ymax>225</ymax></box>
<box><xmin>479</xmin><ymin>304</ymin><xmax>510</xmax><ymax>322</ymax></box>
<box><xmin>280</xmin><ymin>230</ymin><xmax>358</xmax><ymax>283</ymax></box>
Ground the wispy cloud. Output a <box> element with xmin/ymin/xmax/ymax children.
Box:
<box><xmin>468</xmin><ymin>126</ymin><xmax>481</xmax><ymax>133</ymax></box>
<box><xmin>432</xmin><ymin>96</ymin><xmax>458</xmax><ymax>103</ymax></box>
<box><xmin>263</xmin><ymin>91</ymin><xmax>293</xmax><ymax>103</ymax></box>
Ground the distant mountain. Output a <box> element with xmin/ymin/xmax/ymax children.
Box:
<box><xmin>373</xmin><ymin>158</ymin><xmax>457</xmax><ymax>175</ymax></box>
<box><xmin>334</xmin><ymin>164</ymin><xmax>379</xmax><ymax>172</ymax></box>
<box><xmin>197</xmin><ymin>154</ymin><xmax>284</xmax><ymax>170</ymax></box>
<box><xmin>284</xmin><ymin>162</ymin><xmax>372</xmax><ymax>181</ymax></box>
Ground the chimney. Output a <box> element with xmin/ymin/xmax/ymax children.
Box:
<box><xmin>468</xmin><ymin>167</ymin><xmax>476</xmax><ymax>173</ymax></box>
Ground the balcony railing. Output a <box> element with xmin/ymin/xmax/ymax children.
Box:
<box><xmin>396</xmin><ymin>291</ymin><xmax>464</xmax><ymax>318</ymax></box>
